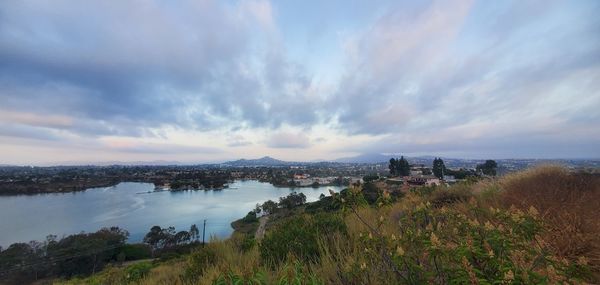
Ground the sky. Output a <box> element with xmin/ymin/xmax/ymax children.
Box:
<box><xmin>0</xmin><ymin>0</ymin><xmax>599</xmax><ymax>165</ymax></box>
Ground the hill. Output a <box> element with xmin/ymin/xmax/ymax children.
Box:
<box><xmin>220</xmin><ymin>156</ymin><xmax>294</xmax><ymax>167</ymax></box>
<box><xmin>27</xmin><ymin>167</ymin><xmax>600</xmax><ymax>284</ymax></box>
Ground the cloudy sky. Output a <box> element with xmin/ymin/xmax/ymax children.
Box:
<box><xmin>0</xmin><ymin>0</ymin><xmax>599</xmax><ymax>165</ymax></box>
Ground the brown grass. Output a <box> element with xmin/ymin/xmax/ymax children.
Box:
<box><xmin>499</xmin><ymin>165</ymin><xmax>600</xmax><ymax>275</ymax></box>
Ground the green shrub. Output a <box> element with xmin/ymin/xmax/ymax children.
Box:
<box><xmin>355</xmin><ymin>200</ymin><xmax>587</xmax><ymax>283</ymax></box>
<box><xmin>213</xmin><ymin>270</ymin><xmax>268</xmax><ymax>285</ymax></box>
<box><xmin>243</xmin><ymin>211</ymin><xmax>259</xmax><ymax>223</ymax></box>
<box><xmin>120</xmin><ymin>244</ymin><xmax>152</xmax><ymax>261</ymax></box>
<box><xmin>260</xmin><ymin>214</ymin><xmax>346</xmax><ymax>266</ymax></box>
<box><xmin>124</xmin><ymin>261</ymin><xmax>153</xmax><ymax>283</ymax></box>
<box><xmin>234</xmin><ymin>234</ymin><xmax>256</xmax><ymax>252</ymax></box>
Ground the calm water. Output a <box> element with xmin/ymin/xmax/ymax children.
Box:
<box><xmin>0</xmin><ymin>180</ymin><xmax>342</xmax><ymax>247</ymax></box>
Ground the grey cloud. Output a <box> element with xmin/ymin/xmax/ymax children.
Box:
<box><xmin>350</xmin><ymin>129</ymin><xmax>600</xmax><ymax>159</ymax></box>
<box><xmin>267</xmin><ymin>132</ymin><xmax>310</xmax><ymax>148</ymax></box>
<box><xmin>109</xmin><ymin>143</ymin><xmax>222</xmax><ymax>155</ymax></box>
<box><xmin>227</xmin><ymin>135</ymin><xmax>252</xmax><ymax>147</ymax></box>
<box><xmin>0</xmin><ymin>123</ymin><xmax>63</xmax><ymax>141</ymax></box>
<box><xmin>330</xmin><ymin>0</ymin><xmax>600</xmax><ymax>138</ymax></box>
<box><xmin>0</xmin><ymin>0</ymin><xmax>322</xmax><ymax>139</ymax></box>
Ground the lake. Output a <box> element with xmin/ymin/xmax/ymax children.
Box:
<box><xmin>0</xmin><ymin>180</ymin><xmax>343</xmax><ymax>247</ymax></box>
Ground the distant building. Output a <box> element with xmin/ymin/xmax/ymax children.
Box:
<box><xmin>443</xmin><ymin>175</ymin><xmax>456</xmax><ymax>183</ymax></box>
<box><xmin>293</xmin><ymin>174</ymin><xmax>310</xmax><ymax>180</ymax></box>
<box><xmin>407</xmin><ymin>175</ymin><xmax>440</xmax><ymax>186</ymax></box>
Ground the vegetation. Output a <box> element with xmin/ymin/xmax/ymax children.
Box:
<box><xmin>432</xmin><ymin>157</ymin><xmax>447</xmax><ymax>179</ymax></box>
<box><xmin>0</xmin><ymin>227</ymin><xmax>129</xmax><ymax>284</ymax></box>
<box><xmin>477</xmin><ymin>160</ymin><xmax>498</xmax><ymax>176</ymax></box>
<box><xmin>389</xmin><ymin>157</ymin><xmax>410</xmax><ymax>176</ymax></box>
<box><xmin>21</xmin><ymin>166</ymin><xmax>600</xmax><ymax>284</ymax></box>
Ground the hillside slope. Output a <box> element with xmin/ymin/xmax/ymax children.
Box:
<box><xmin>56</xmin><ymin>166</ymin><xmax>599</xmax><ymax>284</ymax></box>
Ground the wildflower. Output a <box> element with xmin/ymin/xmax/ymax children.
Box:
<box><xmin>391</xmin><ymin>234</ymin><xmax>397</xmax><ymax>241</ymax></box>
<box><xmin>383</xmin><ymin>191</ymin><xmax>390</xmax><ymax>199</ymax></box>
<box><xmin>578</xmin><ymin>256</ymin><xmax>589</xmax><ymax>266</ymax></box>
<box><xmin>396</xmin><ymin>246</ymin><xmax>404</xmax><ymax>256</ymax></box>
<box><xmin>468</xmin><ymin>219</ymin><xmax>480</xmax><ymax>227</ymax></box>
<box><xmin>430</xmin><ymin>233</ymin><xmax>441</xmax><ymax>247</ymax></box>
<box><xmin>484</xmin><ymin>221</ymin><xmax>494</xmax><ymax>231</ymax></box>
<box><xmin>528</xmin><ymin>206</ymin><xmax>539</xmax><ymax>217</ymax></box>
<box><xmin>547</xmin><ymin>265</ymin><xmax>560</xmax><ymax>283</ymax></box>
<box><xmin>504</xmin><ymin>270</ymin><xmax>514</xmax><ymax>282</ymax></box>
<box><xmin>426</xmin><ymin>223</ymin><xmax>433</xmax><ymax>231</ymax></box>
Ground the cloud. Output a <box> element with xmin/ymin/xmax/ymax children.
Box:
<box><xmin>104</xmin><ymin>142</ymin><xmax>222</xmax><ymax>154</ymax></box>
<box><xmin>227</xmin><ymin>135</ymin><xmax>252</xmax><ymax>147</ymax></box>
<box><xmin>328</xmin><ymin>0</ymin><xmax>600</xmax><ymax>156</ymax></box>
<box><xmin>0</xmin><ymin>0</ymin><xmax>599</xmax><ymax>162</ymax></box>
<box><xmin>0</xmin><ymin>123</ymin><xmax>63</xmax><ymax>141</ymax></box>
<box><xmin>267</xmin><ymin>132</ymin><xmax>310</xmax><ymax>148</ymax></box>
<box><xmin>0</xmin><ymin>0</ymin><xmax>322</xmax><ymax>139</ymax></box>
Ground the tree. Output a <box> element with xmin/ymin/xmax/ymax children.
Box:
<box><xmin>261</xmin><ymin>200</ymin><xmax>278</xmax><ymax>215</ymax></box>
<box><xmin>476</xmin><ymin>160</ymin><xmax>498</xmax><ymax>176</ymax></box>
<box><xmin>432</xmin><ymin>158</ymin><xmax>447</xmax><ymax>179</ymax></box>
<box><xmin>279</xmin><ymin>192</ymin><xmax>307</xmax><ymax>209</ymax></box>
<box><xmin>363</xmin><ymin>174</ymin><xmax>379</xmax><ymax>182</ymax></box>
<box><xmin>242</xmin><ymin>211</ymin><xmax>258</xmax><ymax>223</ymax></box>
<box><xmin>389</xmin><ymin>158</ymin><xmax>397</xmax><ymax>176</ymax></box>
<box><xmin>254</xmin><ymin>203</ymin><xmax>262</xmax><ymax>215</ymax></box>
<box><xmin>189</xmin><ymin>224</ymin><xmax>199</xmax><ymax>242</ymax></box>
<box><xmin>174</xmin><ymin>231</ymin><xmax>191</xmax><ymax>245</ymax></box>
<box><xmin>143</xmin><ymin>226</ymin><xmax>163</xmax><ymax>250</ymax></box>
<box><xmin>397</xmin><ymin>156</ymin><xmax>411</xmax><ymax>176</ymax></box>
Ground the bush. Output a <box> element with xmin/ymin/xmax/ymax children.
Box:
<box><xmin>428</xmin><ymin>187</ymin><xmax>472</xmax><ymax>208</ymax></box>
<box><xmin>124</xmin><ymin>262</ymin><xmax>154</xmax><ymax>283</ymax></box>
<box><xmin>354</xmin><ymin>199</ymin><xmax>585</xmax><ymax>284</ymax></box>
<box><xmin>120</xmin><ymin>244</ymin><xmax>152</xmax><ymax>261</ymax></box>
<box><xmin>242</xmin><ymin>211</ymin><xmax>259</xmax><ymax>223</ymax></box>
<box><xmin>260</xmin><ymin>214</ymin><xmax>346</xmax><ymax>266</ymax></box>
<box><xmin>184</xmin><ymin>246</ymin><xmax>217</xmax><ymax>280</ymax></box>
<box><xmin>305</xmin><ymin>196</ymin><xmax>341</xmax><ymax>213</ymax></box>
<box><xmin>500</xmin><ymin>166</ymin><xmax>600</xmax><ymax>281</ymax></box>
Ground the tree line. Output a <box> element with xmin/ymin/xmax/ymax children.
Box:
<box><xmin>0</xmin><ymin>227</ymin><xmax>130</xmax><ymax>284</ymax></box>
<box><xmin>388</xmin><ymin>156</ymin><xmax>497</xmax><ymax>179</ymax></box>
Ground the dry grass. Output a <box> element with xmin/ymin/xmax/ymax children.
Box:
<box><xmin>139</xmin><ymin>261</ymin><xmax>186</xmax><ymax>285</ymax></box>
<box><xmin>57</xmin><ymin>166</ymin><xmax>600</xmax><ymax>284</ymax></box>
<box><xmin>499</xmin><ymin>165</ymin><xmax>600</xmax><ymax>276</ymax></box>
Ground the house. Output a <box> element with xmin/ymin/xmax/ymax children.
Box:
<box><xmin>293</xmin><ymin>174</ymin><xmax>310</xmax><ymax>180</ymax></box>
<box><xmin>407</xmin><ymin>175</ymin><xmax>440</xmax><ymax>186</ymax></box>
<box><xmin>443</xmin><ymin>175</ymin><xmax>457</xmax><ymax>183</ymax></box>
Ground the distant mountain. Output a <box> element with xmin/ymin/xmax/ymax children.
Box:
<box><xmin>221</xmin><ymin>156</ymin><xmax>294</xmax><ymax>167</ymax></box>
